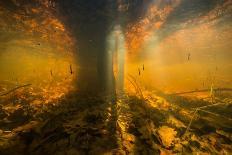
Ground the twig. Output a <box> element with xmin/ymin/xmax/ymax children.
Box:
<box><xmin>183</xmin><ymin>101</ymin><xmax>231</xmax><ymax>138</ymax></box>
<box><xmin>170</xmin><ymin>88</ymin><xmax>232</xmax><ymax>95</ymax></box>
<box><xmin>198</xmin><ymin>109</ymin><xmax>232</xmax><ymax>121</ymax></box>
<box><xmin>195</xmin><ymin>102</ymin><xmax>229</xmax><ymax>110</ymax></box>
<box><xmin>127</xmin><ymin>77</ymin><xmax>139</xmax><ymax>95</ymax></box>
<box><xmin>182</xmin><ymin>108</ymin><xmax>198</xmax><ymax>138</ymax></box>
<box><xmin>0</xmin><ymin>84</ymin><xmax>32</xmax><ymax>96</ymax></box>
<box><xmin>128</xmin><ymin>74</ymin><xmax>144</xmax><ymax>99</ymax></box>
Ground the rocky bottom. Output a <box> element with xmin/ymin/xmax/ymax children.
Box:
<box><xmin>0</xmin><ymin>88</ymin><xmax>231</xmax><ymax>154</ymax></box>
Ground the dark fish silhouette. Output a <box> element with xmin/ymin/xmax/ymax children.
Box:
<box><xmin>187</xmin><ymin>53</ymin><xmax>191</xmax><ymax>60</ymax></box>
<box><xmin>70</xmin><ymin>64</ymin><xmax>73</xmax><ymax>74</ymax></box>
<box><xmin>138</xmin><ymin>68</ymin><xmax>141</xmax><ymax>75</ymax></box>
<box><xmin>143</xmin><ymin>64</ymin><xmax>144</xmax><ymax>71</ymax></box>
<box><xmin>50</xmin><ymin>70</ymin><xmax>53</xmax><ymax>76</ymax></box>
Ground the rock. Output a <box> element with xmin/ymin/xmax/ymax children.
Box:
<box><xmin>8</xmin><ymin>108</ymin><xmax>25</xmax><ymax>120</ymax></box>
<box><xmin>122</xmin><ymin>133</ymin><xmax>135</xmax><ymax>143</ymax></box>
<box><xmin>167</xmin><ymin>115</ymin><xmax>185</xmax><ymax>128</ymax></box>
<box><xmin>122</xmin><ymin>140</ymin><xmax>134</xmax><ymax>152</ymax></box>
<box><xmin>0</xmin><ymin>110</ymin><xmax>7</xmax><ymax>119</ymax></box>
<box><xmin>18</xmin><ymin>130</ymin><xmax>39</xmax><ymax>145</ymax></box>
<box><xmin>138</xmin><ymin>119</ymin><xmax>156</xmax><ymax>140</ymax></box>
<box><xmin>157</xmin><ymin>126</ymin><xmax>177</xmax><ymax>148</ymax></box>
<box><xmin>31</xmin><ymin>99</ymin><xmax>42</xmax><ymax>106</ymax></box>
<box><xmin>173</xmin><ymin>143</ymin><xmax>183</xmax><ymax>152</ymax></box>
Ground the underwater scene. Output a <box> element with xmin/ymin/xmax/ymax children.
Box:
<box><xmin>0</xmin><ymin>0</ymin><xmax>231</xmax><ymax>154</ymax></box>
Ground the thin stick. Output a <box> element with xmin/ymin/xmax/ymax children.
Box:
<box><xmin>127</xmin><ymin>76</ymin><xmax>140</xmax><ymax>95</ymax></box>
<box><xmin>183</xmin><ymin>108</ymin><xmax>198</xmax><ymax>138</ymax></box>
<box><xmin>0</xmin><ymin>84</ymin><xmax>32</xmax><ymax>96</ymax></box>
<box><xmin>127</xmin><ymin>77</ymin><xmax>139</xmax><ymax>95</ymax></box>
<box><xmin>183</xmin><ymin>101</ymin><xmax>231</xmax><ymax>138</ymax></box>
<box><xmin>170</xmin><ymin>88</ymin><xmax>232</xmax><ymax>95</ymax></box>
<box><xmin>198</xmin><ymin>109</ymin><xmax>232</xmax><ymax>121</ymax></box>
<box><xmin>128</xmin><ymin>74</ymin><xmax>144</xmax><ymax>99</ymax></box>
<box><xmin>196</xmin><ymin>102</ymin><xmax>229</xmax><ymax>110</ymax></box>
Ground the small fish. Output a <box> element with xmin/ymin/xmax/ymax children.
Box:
<box><xmin>70</xmin><ymin>64</ymin><xmax>73</xmax><ymax>74</ymax></box>
<box><xmin>142</xmin><ymin>64</ymin><xmax>144</xmax><ymax>71</ymax></box>
<box><xmin>50</xmin><ymin>70</ymin><xmax>53</xmax><ymax>76</ymax></box>
<box><xmin>138</xmin><ymin>68</ymin><xmax>141</xmax><ymax>75</ymax></box>
<box><xmin>187</xmin><ymin>53</ymin><xmax>191</xmax><ymax>60</ymax></box>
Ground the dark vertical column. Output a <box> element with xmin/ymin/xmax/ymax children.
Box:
<box><xmin>56</xmin><ymin>0</ymin><xmax>117</xmax><ymax>96</ymax></box>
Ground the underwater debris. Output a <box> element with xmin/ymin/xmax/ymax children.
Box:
<box><xmin>127</xmin><ymin>74</ymin><xmax>144</xmax><ymax>99</ymax></box>
<box><xmin>0</xmin><ymin>84</ymin><xmax>32</xmax><ymax>96</ymax></box>
<box><xmin>170</xmin><ymin>88</ymin><xmax>232</xmax><ymax>95</ymax></box>
<box><xmin>50</xmin><ymin>70</ymin><xmax>53</xmax><ymax>77</ymax></box>
<box><xmin>187</xmin><ymin>53</ymin><xmax>191</xmax><ymax>61</ymax></box>
<box><xmin>157</xmin><ymin>126</ymin><xmax>177</xmax><ymax>148</ymax></box>
<box><xmin>69</xmin><ymin>64</ymin><xmax>73</xmax><ymax>75</ymax></box>
<box><xmin>0</xmin><ymin>0</ymin><xmax>231</xmax><ymax>154</ymax></box>
<box><xmin>183</xmin><ymin>108</ymin><xmax>199</xmax><ymax>138</ymax></box>
<box><xmin>0</xmin><ymin>87</ymin><xmax>231</xmax><ymax>154</ymax></box>
<box><xmin>210</xmin><ymin>83</ymin><xmax>215</xmax><ymax>103</ymax></box>
<box><xmin>183</xmin><ymin>100</ymin><xmax>231</xmax><ymax>137</ymax></box>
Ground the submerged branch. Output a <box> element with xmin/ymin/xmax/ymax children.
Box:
<box><xmin>195</xmin><ymin>102</ymin><xmax>229</xmax><ymax>110</ymax></box>
<box><xmin>198</xmin><ymin>109</ymin><xmax>232</xmax><ymax>121</ymax></box>
<box><xmin>127</xmin><ymin>77</ymin><xmax>139</xmax><ymax>95</ymax></box>
<box><xmin>170</xmin><ymin>88</ymin><xmax>232</xmax><ymax>95</ymax></box>
<box><xmin>128</xmin><ymin>74</ymin><xmax>144</xmax><ymax>99</ymax></box>
<box><xmin>0</xmin><ymin>84</ymin><xmax>32</xmax><ymax>96</ymax></box>
<box><xmin>182</xmin><ymin>108</ymin><xmax>198</xmax><ymax>138</ymax></box>
<box><xmin>183</xmin><ymin>100</ymin><xmax>231</xmax><ymax>137</ymax></box>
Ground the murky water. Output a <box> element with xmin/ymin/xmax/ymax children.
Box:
<box><xmin>0</xmin><ymin>1</ymin><xmax>231</xmax><ymax>154</ymax></box>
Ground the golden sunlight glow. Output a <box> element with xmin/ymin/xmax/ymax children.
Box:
<box><xmin>125</xmin><ymin>23</ymin><xmax>232</xmax><ymax>93</ymax></box>
<box><xmin>0</xmin><ymin>1</ymin><xmax>77</xmax><ymax>102</ymax></box>
<box><xmin>0</xmin><ymin>1</ymin><xmax>231</xmax><ymax>154</ymax></box>
<box><xmin>125</xmin><ymin>1</ymin><xmax>180</xmax><ymax>55</ymax></box>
